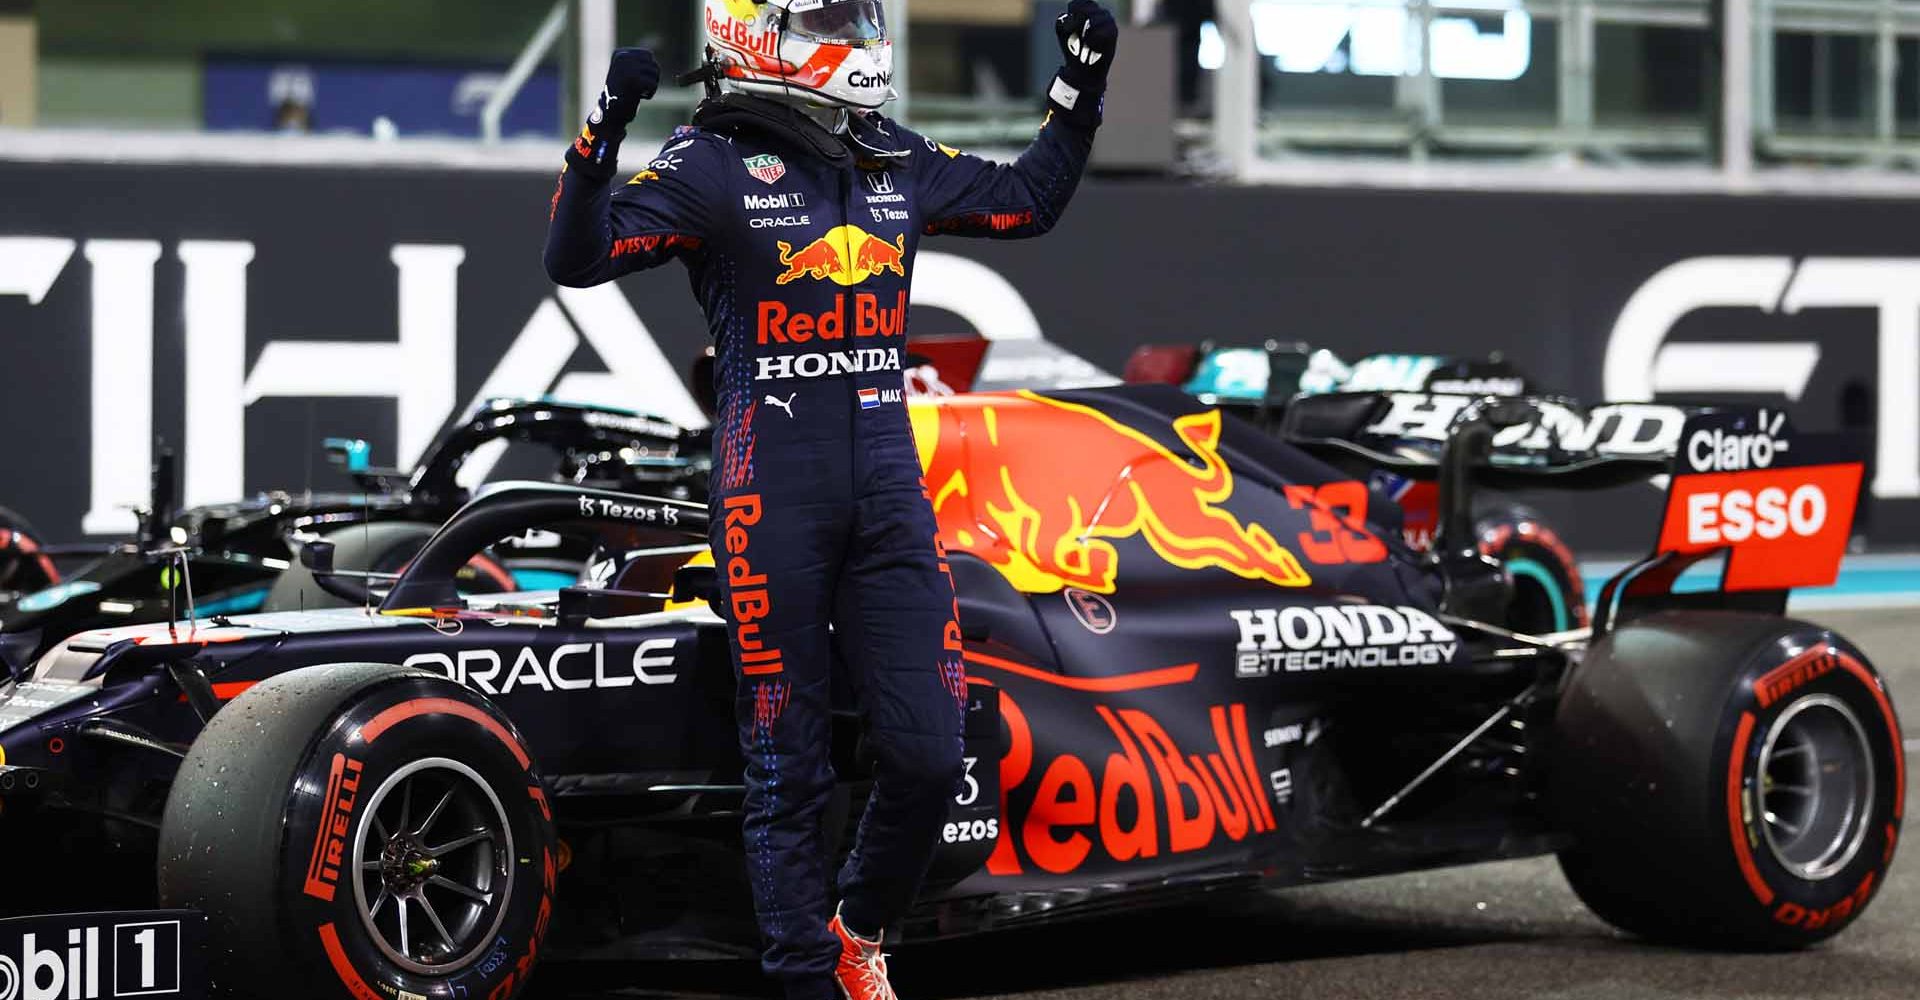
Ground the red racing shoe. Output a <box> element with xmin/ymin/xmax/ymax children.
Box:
<box><xmin>829</xmin><ymin>906</ymin><xmax>897</xmax><ymax>1000</ymax></box>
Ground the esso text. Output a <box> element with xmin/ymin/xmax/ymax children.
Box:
<box><xmin>1686</xmin><ymin>485</ymin><xmax>1828</xmax><ymax>544</ymax></box>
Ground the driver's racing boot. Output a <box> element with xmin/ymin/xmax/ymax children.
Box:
<box><xmin>829</xmin><ymin>905</ymin><xmax>897</xmax><ymax>1000</ymax></box>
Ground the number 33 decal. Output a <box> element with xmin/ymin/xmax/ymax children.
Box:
<box><xmin>955</xmin><ymin>756</ymin><xmax>981</xmax><ymax>806</ymax></box>
<box><xmin>1284</xmin><ymin>482</ymin><xmax>1388</xmax><ymax>565</ymax></box>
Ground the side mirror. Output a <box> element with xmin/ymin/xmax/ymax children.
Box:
<box><xmin>557</xmin><ymin>586</ymin><xmax>668</xmax><ymax>628</ymax></box>
<box><xmin>670</xmin><ymin>564</ymin><xmax>718</xmax><ymax>606</ymax></box>
<box><xmin>295</xmin><ymin>538</ymin><xmax>379</xmax><ymax>606</ymax></box>
<box><xmin>300</xmin><ymin>539</ymin><xmax>336</xmax><ymax>573</ymax></box>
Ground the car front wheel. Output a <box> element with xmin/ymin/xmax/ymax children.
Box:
<box><xmin>159</xmin><ymin>663</ymin><xmax>557</xmax><ymax>999</ymax></box>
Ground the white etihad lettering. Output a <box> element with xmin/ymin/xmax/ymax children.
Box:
<box><xmin>1605</xmin><ymin>255</ymin><xmax>1920</xmax><ymax>499</ymax></box>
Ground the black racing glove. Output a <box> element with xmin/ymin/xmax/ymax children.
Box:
<box><xmin>569</xmin><ymin>47</ymin><xmax>661</xmax><ymax>176</ymax></box>
<box><xmin>1049</xmin><ymin>0</ymin><xmax>1117</xmax><ymax>121</ymax></box>
<box><xmin>595</xmin><ymin>47</ymin><xmax>660</xmax><ymax>129</ymax></box>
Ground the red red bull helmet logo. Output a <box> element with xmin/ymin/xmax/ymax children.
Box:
<box><xmin>909</xmin><ymin>391</ymin><xmax>1311</xmax><ymax>594</ymax></box>
<box><xmin>775</xmin><ymin>225</ymin><xmax>907</xmax><ymax>286</ymax></box>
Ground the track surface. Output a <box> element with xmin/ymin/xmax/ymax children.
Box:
<box><xmin>533</xmin><ymin>609</ymin><xmax>1920</xmax><ymax>1000</ymax></box>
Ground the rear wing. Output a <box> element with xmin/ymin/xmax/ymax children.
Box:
<box><xmin>1593</xmin><ymin>409</ymin><xmax>1867</xmax><ymax>630</ymax></box>
<box><xmin>1280</xmin><ymin>391</ymin><xmax>1686</xmax><ymax>489</ymax></box>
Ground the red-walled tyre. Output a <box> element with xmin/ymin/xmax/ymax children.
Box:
<box><xmin>0</xmin><ymin>505</ymin><xmax>60</xmax><ymax>596</ymax></box>
<box><xmin>1475</xmin><ymin>500</ymin><xmax>1586</xmax><ymax>634</ymax></box>
<box><xmin>1552</xmin><ymin>612</ymin><xmax>1904</xmax><ymax>948</ymax></box>
<box><xmin>159</xmin><ymin>663</ymin><xmax>558</xmax><ymax>999</ymax></box>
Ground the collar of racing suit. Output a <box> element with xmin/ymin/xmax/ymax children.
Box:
<box><xmin>690</xmin><ymin>93</ymin><xmax>909</xmax><ymax>168</ymax></box>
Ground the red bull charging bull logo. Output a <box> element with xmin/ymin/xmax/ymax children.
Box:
<box><xmin>775</xmin><ymin>225</ymin><xmax>908</xmax><ymax>286</ymax></box>
<box><xmin>909</xmin><ymin>391</ymin><xmax>1312</xmax><ymax>594</ymax></box>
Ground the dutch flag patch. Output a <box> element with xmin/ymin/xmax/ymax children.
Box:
<box><xmin>857</xmin><ymin>387</ymin><xmax>881</xmax><ymax>410</ymax></box>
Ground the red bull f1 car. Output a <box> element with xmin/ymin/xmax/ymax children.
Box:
<box><xmin>0</xmin><ymin>385</ymin><xmax>1898</xmax><ymax>1000</ymax></box>
<box><xmin>912</xmin><ymin>336</ymin><xmax>1588</xmax><ymax>635</ymax></box>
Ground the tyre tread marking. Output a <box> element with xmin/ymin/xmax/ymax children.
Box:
<box><xmin>1835</xmin><ymin>651</ymin><xmax>1905</xmax><ymax>819</ymax></box>
<box><xmin>317</xmin><ymin>922</ymin><xmax>383</xmax><ymax>1000</ymax></box>
<box><xmin>359</xmin><ymin>696</ymin><xmax>531</xmax><ymax>770</ymax></box>
<box><xmin>1728</xmin><ymin>710</ymin><xmax>1775</xmax><ymax>906</ymax></box>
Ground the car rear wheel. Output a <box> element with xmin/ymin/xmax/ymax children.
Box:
<box><xmin>1475</xmin><ymin>501</ymin><xmax>1585</xmax><ymax>633</ymax></box>
<box><xmin>1551</xmin><ymin>612</ymin><xmax>1903</xmax><ymax>948</ymax></box>
<box><xmin>158</xmin><ymin>663</ymin><xmax>557</xmax><ymax>999</ymax></box>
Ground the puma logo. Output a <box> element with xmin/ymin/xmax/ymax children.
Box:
<box><xmin>764</xmin><ymin>393</ymin><xmax>797</xmax><ymax>419</ymax></box>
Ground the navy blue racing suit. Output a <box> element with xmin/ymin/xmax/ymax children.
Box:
<box><xmin>545</xmin><ymin>91</ymin><xmax>1097</xmax><ymax>999</ymax></box>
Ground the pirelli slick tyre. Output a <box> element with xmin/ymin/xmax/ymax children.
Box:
<box><xmin>0</xmin><ymin>504</ymin><xmax>59</xmax><ymax>595</ymax></box>
<box><xmin>1551</xmin><ymin>612</ymin><xmax>1904</xmax><ymax>949</ymax></box>
<box><xmin>1474</xmin><ymin>501</ymin><xmax>1585</xmax><ymax>633</ymax></box>
<box><xmin>159</xmin><ymin>663</ymin><xmax>558</xmax><ymax>1000</ymax></box>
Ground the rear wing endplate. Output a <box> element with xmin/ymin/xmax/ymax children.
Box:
<box><xmin>1593</xmin><ymin>409</ymin><xmax>1866</xmax><ymax>631</ymax></box>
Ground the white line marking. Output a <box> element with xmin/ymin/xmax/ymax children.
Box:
<box><xmin>1791</xmin><ymin>594</ymin><xmax>1920</xmax><ymax>613</ymax></box>
<box><xmin>1905</xmin><ymin>738</ymin><xmax>1920</xmax><ymax>755</ymax></box>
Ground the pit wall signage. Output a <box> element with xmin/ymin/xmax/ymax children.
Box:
<box><xmin>2</xmin><ymin>163</ymin><xmax>1916</xmax><ymax>551</ymax></box>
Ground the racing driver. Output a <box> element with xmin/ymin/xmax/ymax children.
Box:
<box><xmin>544</xmin><ymin>0</ymin><xmax>1114</xmax><ymax>996</ymax></box>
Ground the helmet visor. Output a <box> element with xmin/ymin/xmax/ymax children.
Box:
<box><xmin>785</xmin><ymin>0</ymin><xmax>886</xmax><ymax>45</ymax></box>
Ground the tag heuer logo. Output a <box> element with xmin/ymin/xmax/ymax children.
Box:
<box><xmin>745</xmin><ymin>154</ymin><xmax>787</xmax><ymax>185</ymax></box>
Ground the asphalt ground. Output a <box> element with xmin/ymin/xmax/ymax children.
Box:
<box><xmin>534</xmin><ymin>608</ymin><xmax>1920</xmax><ymax>1000</ymax></box>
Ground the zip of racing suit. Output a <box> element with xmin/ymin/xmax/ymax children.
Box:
<box><xmin>543</xmin><ymin>64</ymin><xmax>1100</xmax><ymax>999</ymax></box>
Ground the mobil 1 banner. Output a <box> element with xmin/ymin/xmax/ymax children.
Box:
<box><xmin>0</xmin><ymin>159</ymin><xmax>1915</xmax><ymax>549</ymax></box>
<box><xmin>0</xmin><ymin>911</ymin><xmax>203</xmax><ymax>1000</ymax></box>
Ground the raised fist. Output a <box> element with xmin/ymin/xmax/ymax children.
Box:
<box><xmin>593</xmin><ymin>47</ymin><xmax>661</xmax><ymax>129</ymax></box>
<box><xmin>1054</xmin><ymin>0</ymin><xmax>1118</xmax><ymax>92</ymax></box>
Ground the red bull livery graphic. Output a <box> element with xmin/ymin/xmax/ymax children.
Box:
<box><xmin>910</xmin><ymin>392</ymin><xmax>1312</xmax><ymax>594</ymax></box>
<box><xmin>774</xmin><ymin>225</ymin><xmax>908</xmax><ymax>286</ymax></box>
<box><xmin>958</xmin><ymin>654</ymin><xmax>1276</xmax><ymax>878</ymax></box>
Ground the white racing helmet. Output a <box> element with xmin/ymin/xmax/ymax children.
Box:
<box><xmin>704</xmin><ymin>0</ymin><xmax>896</xmax><ymax>110</ymax></box>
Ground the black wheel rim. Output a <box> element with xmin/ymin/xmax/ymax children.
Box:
<box><xmin>350</xmin><ymin>757</ymin><xmax>515</xmax><ymax>974</ymax></box>
<box><xmin>1757</xmin><ymin>693</ymin><xmax>1875</xmax><ymax>882</ymax></box>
